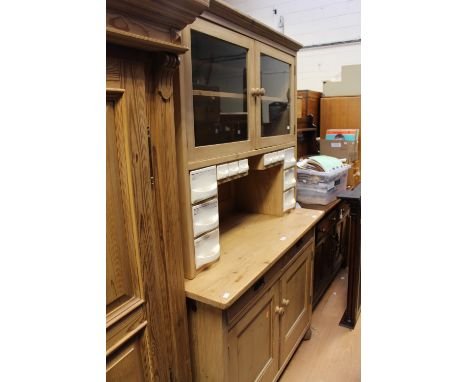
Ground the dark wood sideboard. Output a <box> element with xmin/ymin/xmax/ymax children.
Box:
<box><xmin>300</xmin><ymin>199</ymin><xmax>351</xmax><ymax>308</ymax></box>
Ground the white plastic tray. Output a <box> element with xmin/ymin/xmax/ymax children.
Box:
<box><xmin>194</xmin><ymin>228</ymin><xmax>220</xmax><ymax>269</ymax></box>
<box><xmin>192</xmin><ymin>198</ymin><xmax>219</xmax><ymax>237</ymax></box>
<box><xmin>190</xmin><ymin>166</ymin><xmax>217</xmax><ymax>204</ymax></box>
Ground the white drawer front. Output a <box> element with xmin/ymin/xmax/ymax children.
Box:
<box><xmin>194</xmin><ymin>229</ymin><xmax>220</xmax><ymax>269</ymax></box>
<box><xmin>263</xmin><ymin>152</ymin><xmax>273</xmax><ymax>166</ymax></box>
<box><xmin>283</xmin><ymin>188</ymin><xmax>296</xmax><ymax>212</ymax></box>
<box><xmin>238</xmin><ymin>158</ymin><xmax>249</xmax><ymax>173</ymax></box>
<box><xmin>192</xmin><ymin>198</ymin><xmax>219</xmax><ymax>237</ymax></box>
<box><xmin>217</xmin><ymin>163</ymin><xmax>229</xmax><ymax>180</ymax></box>
<box><xmin>228</xmin><ymin>161</ymin><xmax>240</xmax><ymax>177</ymax></box>
<box><xmin>284</xmin><ymin>147</ymin><xmax>296</xmax><ymax>168</ymax></box>
<box><xmin>277</xmin><ymin>149</ymin><xmax>285</xmax><ymax>161</ymax></box>
<box><xmin>272</xmin><ymin>151</ymin><xmax>280</xmax><ymax>163</ymax></box>
<box><xmin>190</xmin><ymin>166</ymin><xmax>217</xmax><ymax>204</ymax></box>
<box><xmin>283</xmin><ymin>167</ymin><xmax>296</xmax><ymax>190</ymax></box>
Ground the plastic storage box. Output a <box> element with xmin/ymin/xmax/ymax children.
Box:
<box><xmin>296</xmin><ymin>165</ymin><xmax>350</xmax><ymax>205</ymax></box>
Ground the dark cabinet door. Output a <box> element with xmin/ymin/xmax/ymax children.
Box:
<box><xmin>313</xmin><ymin>235</ymin><xmax>334</xmax><ymax>307</ymax></box>
<box><xmin>312</xmin><ymin>204</ymin><xmax>350</xmax><ymax>308</ymax></box>
<box><xmin>338</xmin><ymin>205</ymin><xmax>351</xmax><ymax>268</ymax></box>
<box><xmin>332</xmin><ymin>224</ymin><xmax>344</xmax><ymax>272</ymax></box>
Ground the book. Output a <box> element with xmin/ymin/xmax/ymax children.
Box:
<box><xmin>325</xmin><ymin>129</ymin><xmax>359</xmax><ymax>142</ymax></box>
<box><xmin>297</xmin><ymin>155</ymin><xmax>345</xmax><ymax>172</ymax></box>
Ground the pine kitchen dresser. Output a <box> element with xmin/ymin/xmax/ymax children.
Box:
<box><xmin>173</xmin><ymin>1</ymin><xmax>326</xmax><ymax>380</ymax></box>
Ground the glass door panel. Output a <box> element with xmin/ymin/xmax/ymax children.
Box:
<box><xmin>191</xmin><ymin>30</ymin><xmax>248</xmax><ymax>147</ymax></box>
<box><xmin>260</xmin><ymin>54</ymin><xmax>291</xmax><ymax>137</ymax></box>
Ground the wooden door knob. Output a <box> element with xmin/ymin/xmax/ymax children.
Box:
<box><xmin>259</xmin><ymin>88</ymin><xmax>266</xmax><ymax>96</ymax></box>
<box><xmin>282</xmin><ymin>298</ymin><xmax>290</xmax><ymax>306</ymax></box>
<box><xmin>275</xmin><ymin>306</ymin><xmax>285</xmax><ymax>315</ymax></box>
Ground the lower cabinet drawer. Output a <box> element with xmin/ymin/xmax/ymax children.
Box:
<box><xmin>227</xmin><ymin>228</ymin><xmax>315</xmax><ymax>326</ymax></box>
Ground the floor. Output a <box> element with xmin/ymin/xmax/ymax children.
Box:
<box><xmin>279</xmin><ymin>268</ymin><xmax>361</xmax><ymax>382</ymax></box>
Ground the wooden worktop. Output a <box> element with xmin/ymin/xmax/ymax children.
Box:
<box><xmin>185</xmin><ymin>208</ymin><xmax>324</xmax><ymax>309</ymax></box>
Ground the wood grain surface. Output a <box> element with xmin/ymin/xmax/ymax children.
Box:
<box><xmin>185</xmin><ymin>208</ymin><xmax>324</xmax><ymax>309</ymax></box>
<box><xmin>146</xmin><ymin>52</ymin><xmax>193</xmax><ymax>381</ymax></box>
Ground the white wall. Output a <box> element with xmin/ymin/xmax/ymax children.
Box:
<box><xmin>298</xmin><ymin>44</ymin><xmax>360</xmax><ymax>91</ymax></box>
<box><xmin>224</xmin><ymin>0</ymin><xmax>361</xmax><ymax>91</ymax></box>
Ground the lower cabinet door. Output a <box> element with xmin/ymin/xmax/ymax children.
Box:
<box><xmin>279</xmin><ymin>245</ymin><xmax>312</xmax><ymax>365</ymax></box>
<box><xmin>228</xmin><ymin>283</ymin><xmax>280</xmax><ymax>382</ymax></box>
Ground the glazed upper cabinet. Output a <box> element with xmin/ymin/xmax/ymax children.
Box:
<box><xmin>180</xmin><ymin>18</ymin><xmax>297</xmax><ymax>164</ymax></box>
<box><xmin>256</xmin><ymin>43</ymin><xmax>295</xmax><ymax>149</ymax></box>
<box><xmin>188</xmin><ymin>20</ymin><xmax>256</xmax><ymax>158</ymax></box>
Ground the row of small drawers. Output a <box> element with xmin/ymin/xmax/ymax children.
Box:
<box><xmin>190</xmin><ymin>160</ymin><xmax>250</xmax><ymax>270</ymax></box>
<box><xmin>189</xmin><ymin>150</ymin><xmax>296</xmax><ymax>270</ymax></box>
<box><xmin>264</xmin><ymin>147</ymin><xmax>296</xmax><ymax>168</ymax></box>
<box><xmin>190</xmin><ymin>159</ymin><xmax>249</xmax><ymax>205</ymax></box>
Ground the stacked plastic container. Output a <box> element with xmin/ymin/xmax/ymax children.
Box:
<box><xmin>296</xmin><ymin>164</ymin><xmax>350</xmax><ymax>205</ymax></box>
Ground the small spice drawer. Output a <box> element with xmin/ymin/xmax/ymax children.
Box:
<box><xmin>283</xmin><ymin>187</ymin><xmax>296</xmax><ymax>212</ymax></box>
<box><xmin>263</xmin><ymin>150</ymin><xmax>284</xmax><ymax>167</ymax></box>
<box><xmin>192</xmin><ymin>198</ymin><xmax>219</xmax><ymax>237</ymax></box>
<box><xmin>283</xmin><ymin>167</ymin><xmax>296</xmax><ymax>190</ymax></box>
<box><xmin>216</xmin><ymin>163</ymin><xmax>229</xmax><ymax>180</ymax></box>
<box><xmin>228</xmin><ymin>161</ymin><xmax>239</xmax><ymax>177</ymax></box>
<box><xmin>238</xmin><ymin>159</ymin><xmax>249</xmax><ymax>173</ymax></box>
<box><xmin>190</xmin><ymin>166</ymin><xmax>217</xmax><ymax>204</ymax></box>
<box><xmin>217</xmin><ymin>159</ymin><xmax>249</xmax><ymax>182</ymax></box>
<box><xmin>194</xmin><ymin>228</ymin><xmax>220</xmax><ymax>270</ymax></box>
<box><xmin>284</xmin><ymin>147</ymin><xmax>296</xmax><ymax>168</ymax></box>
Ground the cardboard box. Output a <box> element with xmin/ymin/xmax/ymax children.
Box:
<box><xmin>319</xmin><ymin>139</ymin><xmax>358</xmax><ymax>163</ymax></box>
<box><xmin>347</xmin><ymin>160</ymin><xmax>361</xmax><ymax>188</ymax></box>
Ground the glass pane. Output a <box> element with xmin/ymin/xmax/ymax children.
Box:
<box><xmin>260</xmin><ymin>54</ymin><xmax>291</xmax><ymax>137</ymax></box>
<box><xmin>191</xmin><ymin>30</ymin><xmax>248</xmax><ymax>147</ymax></box>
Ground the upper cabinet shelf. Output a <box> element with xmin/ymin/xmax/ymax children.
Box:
<box><xmin>178</xmin><ymin>18</ymin><xmax>298</xmax><ymax>165</ymax></box>
<box><xmin>192</xmin><ymin>90</ymin><xmax>246</xmax><ymax>99</ymax></box>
